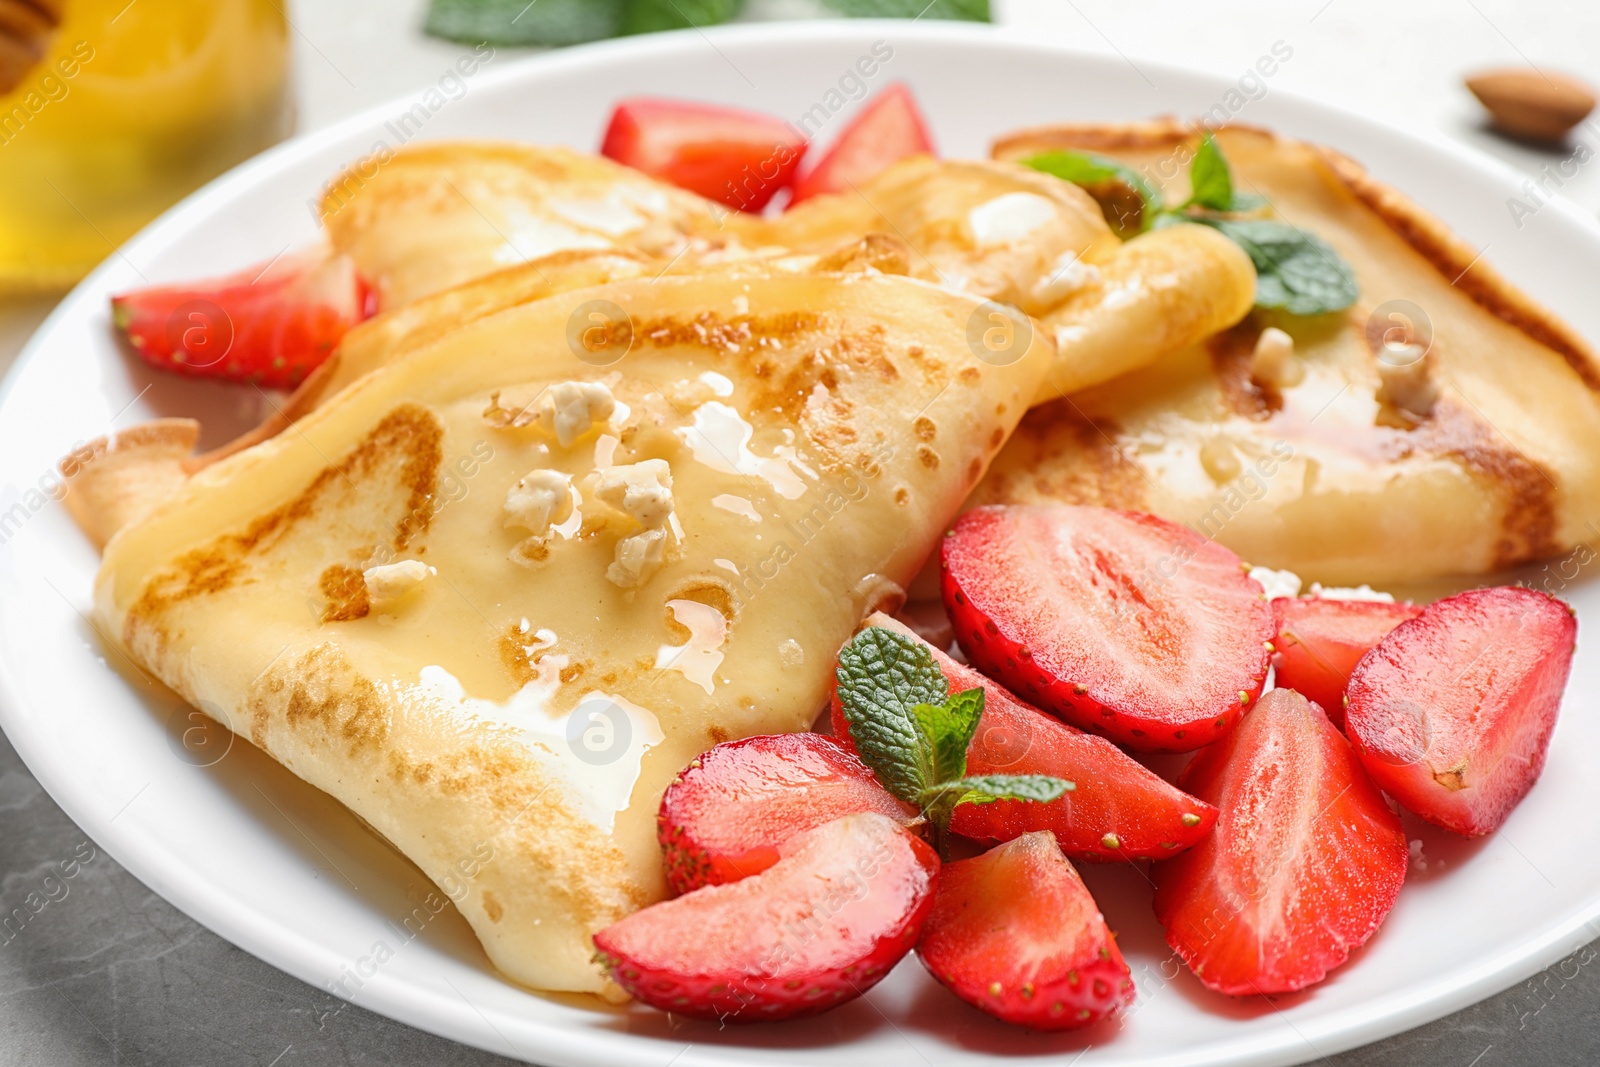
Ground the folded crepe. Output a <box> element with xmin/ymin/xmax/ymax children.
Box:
<box><xmin>61</xmin><ymin>141</ymin><xmax>1252</xmax><ymax>547</ymax></box>
<box><xmin>93</xmin><ymin>266</ymin><xmax>1052</xmax><ymax>996</ymax></box>
<box><xmin>318</xmin><ymin>142</ymin><xmax>738</xmax><ymax>308</ymax></box>
<box><xmin>321</xmin><ymin>142</ymin><xmax>1253</xmax><ymax>396</ymax></box>
<box><xmin>980</xmin><ymin>121</ymin><xmax>1600</xmax><ymax>584</ymax></box>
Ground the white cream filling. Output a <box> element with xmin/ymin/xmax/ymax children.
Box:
<box><xmin>968</xmin><ymin>192</ymin><xmax>1057</xmax><ymax>248</ymax></box>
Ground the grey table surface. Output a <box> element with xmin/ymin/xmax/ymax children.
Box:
<box><xmin>6</xmin><ymin>1</ymin><xmax>1600</xmax><ymax>1064</ymax></box>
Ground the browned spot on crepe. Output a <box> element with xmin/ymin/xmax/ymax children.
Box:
<box><xmin>1209</xmin><ymin>322</ymin><xmax>1281</xmax><ymax>419</ymax></box>
<box><xmin>974</xmin><ymin>401</ymin><xmax>1147</xmax><ymax>510</ymax></box>
<box><xmin>1412</xmin><ymin>403</ymin><xmax>1559</xmax><ymax>569</ymax></box>
<box><xmin>320</xmin><ymin>564</ymin><xmax>370</xmax><ymax>622</ymax></box>
<box><xmin>128</xmin><ymin>404</ymin><xmax>443</xmax><ymax>629</ymax></box>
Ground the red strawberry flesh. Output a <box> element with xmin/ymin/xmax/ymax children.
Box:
<box><xmin>1344</xmin><ymin>586</ymin><xmax>1575</xmax><ymax>836</ymax></box>
<box><xmin>599</xmin><ymin>97</ymin><xmax>806</xmax><ymax>211</ymax></box>
<box><xmin>918</xmin><ymin>831</ymin><xmax>1135</xmax><ymax>1029</ymax></box>
<box><xmin>110</xmin><ymin>247</ymin><xmax>372</xmax><ymax>390</ymax></box>
<box><xmin>831</xmin><ymin>614</ymin><xmax>1218</xmax><ymax>860</ymax></box>
<box><xmin>1153</xmin><ymin>688</ymin><xmax>1407</xmax><ymax>996</ymax></box>
<box><xmin>941</xmin><ymin>505</ymin><xmax>1273</xmax><ymax>752</ymax></box>
<box><xmin>789</xmin><ymin>82</ymin><xmax>934</xmax><ymax>205</ymax></box>
<box><xmin>1272</xmin><ymin>597</ymin><xmax>1422</xmax><ymax>728</ymax></box>
<box><xmin>595</xmin><ymin>813</ymin><xmax>938</xmax><ymax>1022</ymax></box>
<box><xmin>657</xmin><ymin>732</ymin><xmax>918</xmax><ymax>895</ymax></box>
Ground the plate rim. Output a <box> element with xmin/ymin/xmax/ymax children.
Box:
<box><xmin>3</xmin><ymin>19</ymin><xmax>1599</xmax><ymax>1067</ymax></box>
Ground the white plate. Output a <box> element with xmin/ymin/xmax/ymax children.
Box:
<box><xmin>3</xmin><ymin>21</ymin><xmax>1599</xmax><ymax>1067</ymax></box>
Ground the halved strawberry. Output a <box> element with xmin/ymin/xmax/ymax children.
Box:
<box><xmin>789</xmin><ymin>82</ymin><xmax>935</xmax><ymax>205</ymax></box>
<box><xmin>918</xmin><ymin>831</ymin><xmax>1134</xmax><ymax>1029</ymax></box>
<box><xmin>658</xmin><ymin>733</ymin><xmax>919</xmax><ymax>895</ymax></box>
<box><xmin>830</xmin><ymin>615</ymin><xmax>1218</xmax><ymax>860</ymax></box>
<box><xmin>111</xmin><ymin>247</ymin><xmax>373</xmax><ymax>389</ymax></box>
<box><xmin>941</xmin><ymin>506</ymin><xmax>1273</xmax><ymax>752</ymax></box>
<box><xmin>599</xmin><ymin>97</ymin><xmax>807</xmax><ymax>211</ymax></box>
<box><xmin>1344</xmin><ymin>586</ymin><xmax>1576</xmax><ymax>836</ymax></box>
<box><xmin>595</xmin><ymin>813</ymin><xmax>938</xmax><ymax>1022</ymax></box>
<box><xmin>1272</xmin><ymin>597</ymin><xmax>1423</xmax><ymax>729</ymax></box>
<box><xmin>1153</xmin><ymin>689</ymin><xmax>1407</xmax><ymax>996</ymax></box>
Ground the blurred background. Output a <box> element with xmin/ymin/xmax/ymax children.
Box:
<box><xmin>1</xmin><ymin>0</ymin><xmax>1596</xmax><ymax>371</ymax></box>
<box><xmin>2</xmin><ymin>0</ymin><xmax>1598</xmax><ymax>1064</ymax></box>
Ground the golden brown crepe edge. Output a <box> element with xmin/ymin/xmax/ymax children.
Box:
<box><xmin>992</xmin><ymin>117</ymin><xmax>1600</xmax><ymax>390</ymax></box>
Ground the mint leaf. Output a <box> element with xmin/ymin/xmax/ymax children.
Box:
<box><xmin>836</xmin><ymin>627</ymin><xmax>1070</xmax><ymax>857</ymax></box>
<box><xmin>621</xmin><ymin>0</ymin><xmax>745</xmax><ymax>33</ymax></box>
<box><xmin>1201</xmin><ymin>218</ymin><xmax>1358</xmax><ymax>316</ymax></box>
<box><xmin>426</xmin><ymin>0</ymin><xmax>623</xmax><ymax>44</ymax></box>
<box><xmin>823</xmin><ymin>0</ymin><xmax>991</xmax><ymax>19</ymax></box>
<box><xmin>1023</xmin><ymin>150</ymin><xmax>1160</xmax><ymax>236</ymax></box>
<box><xmin>835</xmin><ymin>628</ymin><xmax>949</xmax><ymax>805</ymax></box>
<box><xmin>1184</xmin><ymin>133</ymin><xmax>1266</xmax><ymax>214</ymax></box>
<box><xmin>911</xmin><ymin>687</ymin><xmax>984</xmax><ymax>788</ymax></box>
<box><xmin>1187</xmin><ymin>133</ymin><xmax>1234</xmax><ymax>212</ymax></box>
<box><xmin>917</xmin><ymin>774</ymin><xmax>1071</xmax><ymax>840</ymax></box>
<box><xmin>931</xmin><ymin>774</ymin><xmax>1073</xmax><ymax>807</ymax></box>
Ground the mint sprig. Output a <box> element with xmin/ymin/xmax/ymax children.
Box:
<box><xmin>1197</xmin><ymin>217</ymin><xmax>1359</xmax><ymax>317</ymax></box>
<box><xmin>1023</xmin><ymin>133</ymin><xmax>1357</xmax><ymax>317</ymax></box>
<box><xmin>835</xmin><ymin>627</ymin><xmax>1071</xmax><ymax>855</ymax></box>
<box><xmin>1185</xmin><ymin>133</ymin><xmax>1266</xmax><ymax>214</ymax></box>
<box><xmin>1023</xmin><ymin>150</ymin><xmax>1161</xmax><ymax>237</ymax></box>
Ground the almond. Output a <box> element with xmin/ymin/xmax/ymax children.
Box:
<box><xmin>1466</xmin><ymin>67</ymin><xmax>1597</xmax><ymax>143</ymax></box>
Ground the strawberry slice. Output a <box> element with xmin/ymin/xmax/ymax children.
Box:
<box><xmin>599</xmin><ymin>97</ymin><xmax>807</xmax><ymax>211</ymax></box>
<box><xmin>830</xmin><ymin>616</ymin><xmax>1218</xmax><ymax>860</ymax></box>
<box><xmin>1153</xmin><ymin>689</ymin><xmax>1407</xmax><ymax>996</ymax></box>
<box><xmin>1344</xmin><ymin>586</ymin><xmax>1576</xmax><ymax>836</ymax></box>
<box><xmin>658</xmin><ymin>733</ymin><xmax>919</xmax><ymax>895</ymax></box>
<box><xmin>918</xmin><ymin>831</ymin><xmax>1135</xmax><ymax>1029</ymax></box>
<box><xmin>941</xmin><ymin>505</ymin><xmax>1273</xmax><ymax>752</ymax></box>
<box><xmin>595</xmin><ymin>813</ymin><xmax>938</xmax><ymax>1022</ymax></box>
<box><xmin>111</xmin><ymin>247</ymin><xmax>373</xmax><ymax>390</ymax></box>
<box><xmin>789</xmin><ymin>82</ymin><xmax>935</xmax><ymax>205</ymax></box>
<box><xmin>1272</xmin><ymin>597</ymin><xmax>1423</xmax><ymax>729</ymax></box>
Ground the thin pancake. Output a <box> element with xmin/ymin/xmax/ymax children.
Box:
<box><xmin>94</xmin><ymin>267</ymin><xmax>1052</xmax><ymax>996</ymax></box>
<box><xmin>980</xmin><ymin>121</ymin><xmax>1600</xmax><ymax>583</ymax></box>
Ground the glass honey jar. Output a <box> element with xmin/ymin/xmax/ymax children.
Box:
<box><xmin>0</xmin><ymin>0</ymin><xmax>292</xmax><ymax>292</ymax></box>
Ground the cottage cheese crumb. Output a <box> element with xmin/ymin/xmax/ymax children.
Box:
<box><xmin>1030</xmin><ymin>249</ymin><xmax>1100</xmax><ymax>307</ymax></box>
<box><xmin>1250</xmin><ymin>327</ymin><xmax>1304</xmax><ymax>388</ymax></box>
<box><xmin>363</xmin><ymin>560</ymin><xmax>434</xmax><ymax>612</ymax></box>
<box><xmin>1308</xmin><ymin>582</ymin><xmax>1395</xmax><ymax>603</ymax></box>
<box><xmin>504</xmin><ymin>469</ymin><xmax>573</xmax><ymax>537</ymax></box>
<box><xmin>595</xmin><ymin>459</ymin><xmax>675</xmax><ymax>588</ymax></box>
<box><xmin>609</xmin><ymin>528</ymin><xmax>668</xmax><ymax>589</ymax></box>
<box><xmin>485</xmin><ymin>380</ymin><xmax>616</xmax><ymax>446</ymax></box>
<box><xmin>1376</xmin><ymin>345</ymin><xmax>1439</xmax><ymax>419</ymax></box>
<box><xmin>1249</xmin><ymin>566</ymin><xmax>1303</xmax><ymax>600</ymax></box>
